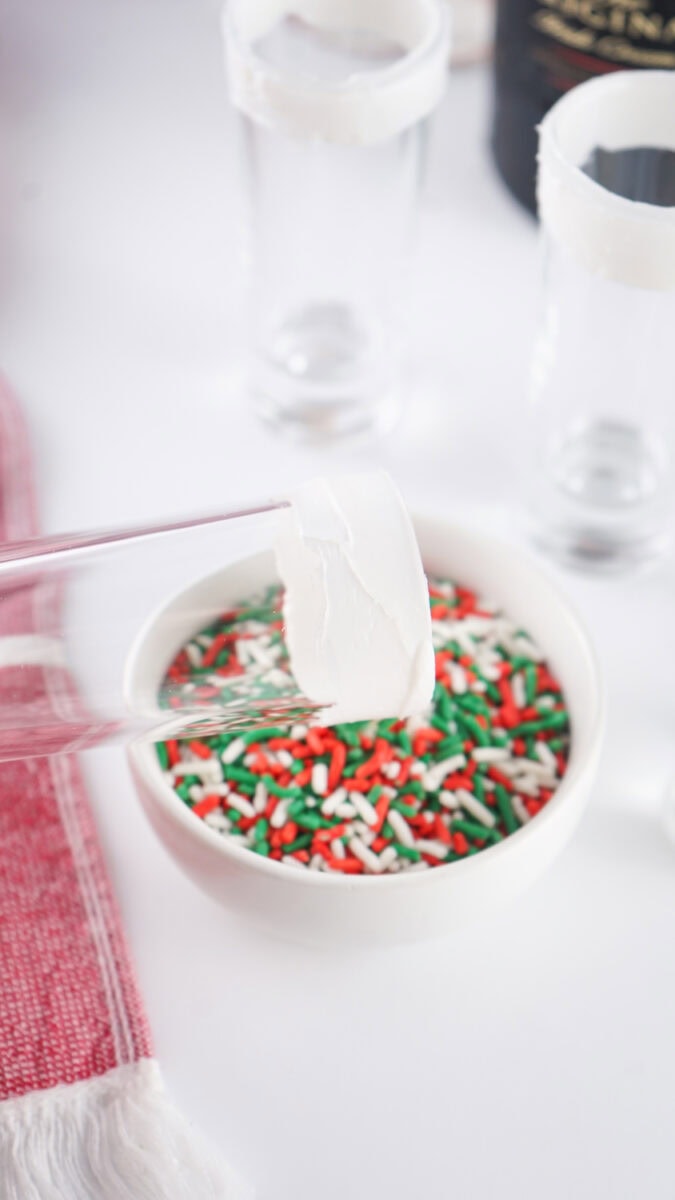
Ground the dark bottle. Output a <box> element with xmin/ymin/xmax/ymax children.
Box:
<box><xmin>491</xmin><ymin>0</ymin><xmax>675</xmax><ymax>214</ymax></box>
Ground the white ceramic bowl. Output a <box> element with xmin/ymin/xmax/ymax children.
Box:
<box><xmin>126</xmin><ymin>515</ymin><xmax>603</xmax><ymax>946</ymax></box>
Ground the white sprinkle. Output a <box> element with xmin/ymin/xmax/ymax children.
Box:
<box><xmin>172</xmin><ymin>761</ymin><xmax>222</xmax><ymax>784</ymax></box>
<box><xmin>312</xmin><ymin>763</ymin><xmax>329</xmax><ymax>797</ymax></box>
<box><xmin>270</xmin><ymin>798</ymin><xmax>290</xmax><ymax>829</ymax></box>
<box><xmin>350</xmin><ymin>792</ymin><xmax>378</xmax><ymax>827</ymax></box>
<box><xmin>221</xmin><ymin>738</ymin><xmax>246</xmax><ymax>765</ymax></box>
<box><xmin>422</xmin><ymin>755</ymin><xmax>467</xmax><ymax>791</ymax></box>
<box><xmin>512</xmin><ymin>673</ymin><xmax>527</xmax><ymax>710</ymax></box>
<box><xmin>472</xmin><ymin>746</ymin><xmax>510</xmax><ymax>764</ymax></box>
<box><xmin>381</xmin><ymin>761</ymin><xmax>401</xmax><ymax>781</ymax></box>
<box><xmin>309</xmin><ymin>854</ymin><xmax>325</xmax><ymax>871</ymax></box>
<box><xmin>321</xmin><ymin>788</ymin><xmax>347</xmax><ymax>817</ymax></box>
<box><xmin>330</xmin><ymin>838</ymin><xmax>346</xmax><ymax>859</ymax></box>
<box><xmin>277</xmin><ymin>750</ymin><xmax>294</xmax><ymax>769</ymax></box>
<box><xmin>282</xmin><ymin>855</ymin><xmax>305</xmax><ymax>869</ymax></box>
<box><xmin>448</xmin><ymin>663</ymin><xmax>468</xmax><ymax>694</ymax></box>
<box><xmin>205</xmin><ymin>811</ymin><xmax>231</xmax><ymax>832</ymax></box>
<box><xmin>456</xmin><ymin>789</ymin><xmax>496</xmax><ymax>828</ymax></box>
<box><xmin>378</xmin><ymin>846</ymin><xmax>399</xmax><ymax>872</ymax></box>
<box><xmin>405</xmin><ymin>861</ymin><xmax>431</xmax><ymax>873</ymax></box>
<box><xmin>188</xmin><ymin>785</ymin><xmax>204</xmax><ymax>802</ymax></box>
<box><xmin>235</xmin><ymin>641</ymin><xmax>251</xmax><ymax>667</ymax></box>
<box><xmin>335</xmin><ymin>800</ymin><xmax>357</xmax><ymax>819</ymax></box>
<box><xmin>504</xmin><ymin>759</ymin><xmax>557</xmax><ymax>785</ymax></box>
<box><xmin>406</xmin><ymin>714</ymin><xmax>429</xmax><ymax>735</ymax></box>
<box><xmin>254</xmin><ymin>782</ymin><xmax>268</xmax><ymax>814</ymax></box>
<box><xmin>185</xmin><ymin>642</ymin><xmax>202</xmax><ymax>668</ymax></box>
<box><xmin>481</xmin><ymin>665</ymin><xmax>501</xmax><ymax>682</ymax></box>
<box><xmin>387</xmin><ymin>808</ymin><xmax>415</xmax><ymax>847</ymax></box>
<box><xmin>348</xmin><ymin>836</ymin><xmax>382</xmax><ymax>873</ymax></box>
<box><xmin>290</xmin><ymin>724</ymin><xmax>308</xmax><ymax>740</ymax></box>
<box><xmin>409</xmin><ymin>761</ymin><xmax>425</xmax><ymax>778</ymax></box>
<box><xmin>512</xmin><ymin>795</ymin><xmax>531</xmax><ymax>824</ymax></box>
<box><xmin>227</xmin><ymin>793</ymin><xmax>256</xmax><ymax>819</ymax></box>
<box><xmin>535</xmin><ymin>741</ymin><xmax>558</xmax><ymax>771</ymax></box>
<box><xmin>439</xmin><ymin>790</ymin><xmax>461</xmax><ymax>810</ymax></box>
<box><xmin>514</xmin><ymin>775</ymin><xmax>540</xmax><ymax>796</ymax></box>
<box><xmin>414</xmin><ymin>839</ymin><xmax>450</xmax><ymax>859</ymax></box>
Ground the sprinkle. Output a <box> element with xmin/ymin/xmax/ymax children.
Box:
<box><xmin>512</xmin><ymin>795</ymin><xmax>532</xmax><ymax>825</ymax></box>
<box><xmin>348</xmin><ymin>836</ymin><xmax>383</xmax><ymax>873</ymax></box>
<box><xmin>227</xmin><ymin>793</ymin><xmax>256</xmax><ymax>819</ymax></box>
<box><xmin>455</xmin><ymin>789</ymin><xmax>496</xmax><ymax>828</ymax></box>
<box><xmin>253</xmin><ymin>783</ymin><xmax>268</xmax><ymax>814</ymax></box>
<box><xmin>472</xmin><ymin>747</ymin><xmax>511</xmax><ymax>764</ymax></box>
<box><xmin>386</xmin><ymin>808</ymin><xmax>415</xmax><ymax>847</ymax></box>
<box><xmin>311</xmin><ymin>763</ymin><xmax>329</xmax><ymax>797</ymax></box>
<box><xmin>349</xmin><ymin>793</ymin><xmax>379</xmax><ymax>827</ymax></box>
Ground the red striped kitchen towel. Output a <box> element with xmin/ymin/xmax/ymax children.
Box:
<box><xmin>0</xmin><ymin>380</ymin><xmax>247</xmax><ymax>1199</ymax></box>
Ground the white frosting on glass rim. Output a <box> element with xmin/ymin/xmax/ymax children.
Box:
<box><xmin>537</xmin><ymin>70</ymin><xmax>675</xmax><ymax>291</ymax></box>
<box><xmin>274</xmin><ymin>472</ymin><xmax>435</xmax><ymax>725</ymax></box>
<box><xmin>223</xmin><ymin>0</ymin><xmax>450</xmax><ymax>145</ymax></box>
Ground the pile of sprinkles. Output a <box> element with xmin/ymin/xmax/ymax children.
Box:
<box><xmin>156</xmin><ymin>579</ymin><xmax>571</xmax><ymax>875</ymax></box>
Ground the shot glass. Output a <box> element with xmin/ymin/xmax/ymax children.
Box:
<box><xmin>528</xmin><ymin>71</ymin><xmax>675</xmax><ymax>571</ymax></box>
<box><xmin>223</xmin><ymin>0</ymin><xmax>450</xmax><ymax>439</ymax></box>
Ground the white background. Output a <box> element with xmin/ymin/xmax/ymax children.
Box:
<box><xmin>1</xmin><ymin>2</ymin><xmax>675</xmax><ymax>1197</ymax></box>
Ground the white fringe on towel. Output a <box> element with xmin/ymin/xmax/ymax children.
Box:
<box><xmin>0</xmin><ymin>1059</ymin><xmax>251</xmax><ymax>1200</ymax></box>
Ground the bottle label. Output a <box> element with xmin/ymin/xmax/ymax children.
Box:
<box><xmin>530</xmin><ymin>0</ymin><xmax>675</xmax><ymax>87</ymax></box>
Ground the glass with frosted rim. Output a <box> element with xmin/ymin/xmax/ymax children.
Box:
<box><xmin>222</xmin><ymin>0</ymin><xmax>451</xmax><ymax>440</ymax></box>
<box><xmin>0</xmin><ymin>501</ymin><xmax>329</xmax><ymax>762</ymax></box>
<box><xmin>529</xmin><ymin>70</ymin><xmax>675</xmax><ymax>572</ymax></box>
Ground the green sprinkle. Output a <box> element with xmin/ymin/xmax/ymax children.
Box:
<box><xmin>494</xmin><ymin>785</ymin><xmax>519</xmax><ymax>834</ymax></box>
<box><xmin>226</xmin><ymin>766</ymin><xmax>259</xmax><ymax>785</ymax></box>
<box><xmin>294</xmin><ymin>812</ymin><xmax>332</xmax><ymax>831</ymax></box>
<box><xmin>397</xmin><ymin>731</ymin><xmax>413</xmax><ymax>756</ymax></box>
<box><xmin>524</xmin><ymin>664</ymin><xmax>538</xmax><ymax>706</ymax></box>
<box><xmin>511</xmin><ymin>712</ymin><xmax>568</xmax><ymax>736</ymax></box>
<box><xmin>456</xmin><ymin>711</ymin><xmax>490</xmax><ymax>747</ymax></box>
<box><xmin>261</xmin><ymin>776</ymin><xmax>303</xmax><ymax>799</ymax></box>
<box><xmin>243</xmin><ymin>727</ymin><xmax>287</xmax><ymax>744</ymax></box>
<box><xmin>452</xmin><ymin>818</ymin><xmax>503</xmax><ymax>844</ymax></box>
<box><xmin>393</xmin><ymin>843</ymin><xmax>421</xmax><ymax>862</ymax></box>
<box><xmin>335</xmin><ymin>724</ymin><xmax>361</xmax><ymax>746</ymax></box>
<box><xmin>283</xmin><ymin>834</ymin><xmax>313</xmax><ymax>853</ymax></box>
<box><xmin>155</xmin><ymin>742</ymin><xmax>169</xmax><ymax>770</ymax></box>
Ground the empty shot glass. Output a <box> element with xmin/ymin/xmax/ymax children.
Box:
<box><xmin>223</xmin><ymin>0</ymin><xmax>450</xmax><ymax>440</ymax></box>
<box><xmin>528</xmin><ymin>71</ymin><xmax>675</xmax><ymax>571</ymax></box>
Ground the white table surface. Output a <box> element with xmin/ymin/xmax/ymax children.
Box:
<box><xmin>2</xmin><ymin>3</ymin><xmax>675</xmax><ymax>1198</ymax></box>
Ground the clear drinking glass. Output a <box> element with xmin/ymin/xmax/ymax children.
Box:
<box><xmin>528</xmin><ymin>71</ymin><xmax>675</xmax><ymax>571</ymax></box>
<box><xmin>223</xmin><ymin>0</ymin><xmax>450</xmax><ymax>440</ymax></box>
<box><xmin>0</xmin><ymin>502</ymin><xmax>326</xmax><ymax>762</ymax></box>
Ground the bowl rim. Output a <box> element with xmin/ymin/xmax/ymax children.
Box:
<box><xmin>128</xmin><ymin>513</ymin><xmax>604</xmax><ymax>890</ymax></box>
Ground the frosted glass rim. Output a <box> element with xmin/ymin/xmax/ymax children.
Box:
<box><xmin>537</xmin><ymin>70</ymin><xmax>675</xmax><ymax>290</ymax></box>
<box><xmin>222</xmin><ymin>0</ymin><xmax>451</xmax><ymax>145</ymax></box>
